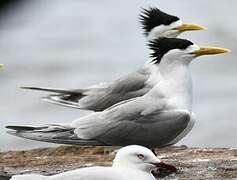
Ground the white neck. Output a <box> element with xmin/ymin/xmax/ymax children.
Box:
<box><xmin>149</xmin><ymin>60</ymin><xmax>193</xmax><ymax>112</ymax></box>
<box><xmin>144</xmin><ymin>45</ymin><xmax>199</xmax><ymax>113</ymax></box>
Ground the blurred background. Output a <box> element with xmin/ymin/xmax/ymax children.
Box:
<box><xmin>0</xmin><ymin>0</ymin><xmax>236</xmax><ymax>151</ymax></box>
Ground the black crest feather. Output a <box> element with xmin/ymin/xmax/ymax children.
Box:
<box><xmin>139</xmin><ymin>7</ymin><xmax>179</xmax><ymax>36</ymax></box>
<box><xmin>148</xmin><ymin>37</ymin><xmax>193</xmax><ymax>64</ymax></box>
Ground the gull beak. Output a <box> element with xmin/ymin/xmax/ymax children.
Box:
<box><xmin>153</xmin><ymin>161</ymin><xmax>177</xmax><ymax>172</ymax></box>
<box><xmin>174</xmin><ymin>23</ymin><xmax>206</xmax><ymax>32</ymax></box>
<box><xmin>0</xmin><ymin>64</ymin><xmax>3</xmax><ymax>68</ymax></box>
<box><xmin>191</xmin><ymin>47</ymin><xmax>230</xmax><ymax>56</ymax></box>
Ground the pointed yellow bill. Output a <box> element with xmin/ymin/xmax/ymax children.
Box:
<box><xmin>0</xmin><ymin>64</ymin><xmax>3</xmax><ymax>68</ymax></box>
<box><xmin>174</xmin><ymin>23</ymin><xmax>206</xmax><ymax>32</ymax></box>
<box><xmin>191</xmin><ymin>47</ymin><xmax>230</xmax><ymax>56</ymax></box>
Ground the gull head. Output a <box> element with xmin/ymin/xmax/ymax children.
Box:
<box><xmin>148</xmin><ymin>37</ymin><xmax>230</xmax><ymax>68</ymax></box>
<box><xmin>112</xmin><ymin>145</ymin><xmax>173</xmax><ymax>172</ymax></box>
<box><xmin>140</xmin><ymin>7</ymin><xmax>205</xmax><ymax>40</ymax></box>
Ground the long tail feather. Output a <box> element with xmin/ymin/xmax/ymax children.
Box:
<box><xmin>21</xmin><ymin>86</ymin><xmax>85</xmax><ymax>94</ymax></box>
<box><xmin>21</xmin><ymin>86</ymin><xmax>86</xmax><ymax>109</ymax></box>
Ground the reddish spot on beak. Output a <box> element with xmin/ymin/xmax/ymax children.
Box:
<box><xmin>156</xmin><ymin>161</ymin><xmax>177</xmax><ymax>172</ymax></box>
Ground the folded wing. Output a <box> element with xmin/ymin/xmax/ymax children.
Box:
<box><xmin>22</xmin><ymin>70</ymin><xmax>149</xmax><ymax>111</ymax></box>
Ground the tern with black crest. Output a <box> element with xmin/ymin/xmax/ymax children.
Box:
<box><xmin>6</xmin><ymin>37</ymin><xmax>229</xmax><ymax>147</ymax></box>
<box><xmin>21</xmin><ymin>7</ymin><xmax>205</xmax><ymax>111</ymax></box>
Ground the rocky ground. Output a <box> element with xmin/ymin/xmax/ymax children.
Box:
<box><xmin>1</xmin><ymin>145</ymin><xmax>237</xmax><ymax>179</ymax></box>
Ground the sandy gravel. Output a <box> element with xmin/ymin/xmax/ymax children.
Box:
<box><xmin>1</xmin><ymin>145</ymin><xmax>237</xmax><ymax>179</ymax></box>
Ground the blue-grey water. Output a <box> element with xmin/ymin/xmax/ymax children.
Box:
<box><xmin>0</xmin><ymin>0</ymin><xmax>237</xmax><ymax>151</ymax></box>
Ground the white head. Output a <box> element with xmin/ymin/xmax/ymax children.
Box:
<box><xmin>139</xmin><ymin>7</ymin><xmax>205</xmax><ymax>40</ymax></box>
<box><xmin>113</xmin><ymin>145</ymin><xmax>168</xmax><ymax>172</ymax></box>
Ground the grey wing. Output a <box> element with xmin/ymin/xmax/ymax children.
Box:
<box><xmin>168</xmin><ymin>112</ymin><xmax>196</xmax><ymax>145</ymax></box>
<box><xmin>80</xmin><ymin>70</ymin><xmax>150</xmax><ymax>111</ymax></box>
<box><xmin>73</xmin><ymin>106</ymin><xmax>191</xmax><ymax>148</ymax></box>
<box><xmin>22</xmin><ymin>68</ymin><xmax>150</xmax><ymax>111</ymax></box>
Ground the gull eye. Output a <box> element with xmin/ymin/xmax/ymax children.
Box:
<box><xmin>137</xmin><ymin>154</ymin><xmax>145</xmax><ymax>160</ymax></box>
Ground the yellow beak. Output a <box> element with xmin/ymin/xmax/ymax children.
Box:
<box><xmin>174</xmin><ymin>23</ymin><xmax>206</xmax><ymax>32</ymax></box>
<box><xmin>191</xmin><ymin>47</ymin><xmax>230</xmax><ymax>56</ymax></box>
<box><xmin>0</xmin><ymin>64</ymin><xmax>3</xmax><ymax>68</ymax></box>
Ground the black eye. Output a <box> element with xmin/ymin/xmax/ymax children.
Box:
<box><xmin>137</xmin><ymin>154</ymin><xmax>145</xmax><ymax>160</ymax></box>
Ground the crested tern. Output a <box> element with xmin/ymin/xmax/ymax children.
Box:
<box><xmin>6</xmin><ymin>37</ymin><xmax>229</xmax><ymax>147</ymax></box>
<box><xmin>21</xmin><ymin>7</ymin><xmax>205</xmax><ymax>111</ymax></box>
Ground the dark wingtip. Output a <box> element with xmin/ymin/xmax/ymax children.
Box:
<box><xmin>6</xmin><ymin>125</ymin><xmax>38</xmax><ymax>131</ymax></box>
<box><xmin>20</xmin><ymin>86</ymin><xmax>38</xmax><ymax>90</ymax></box>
